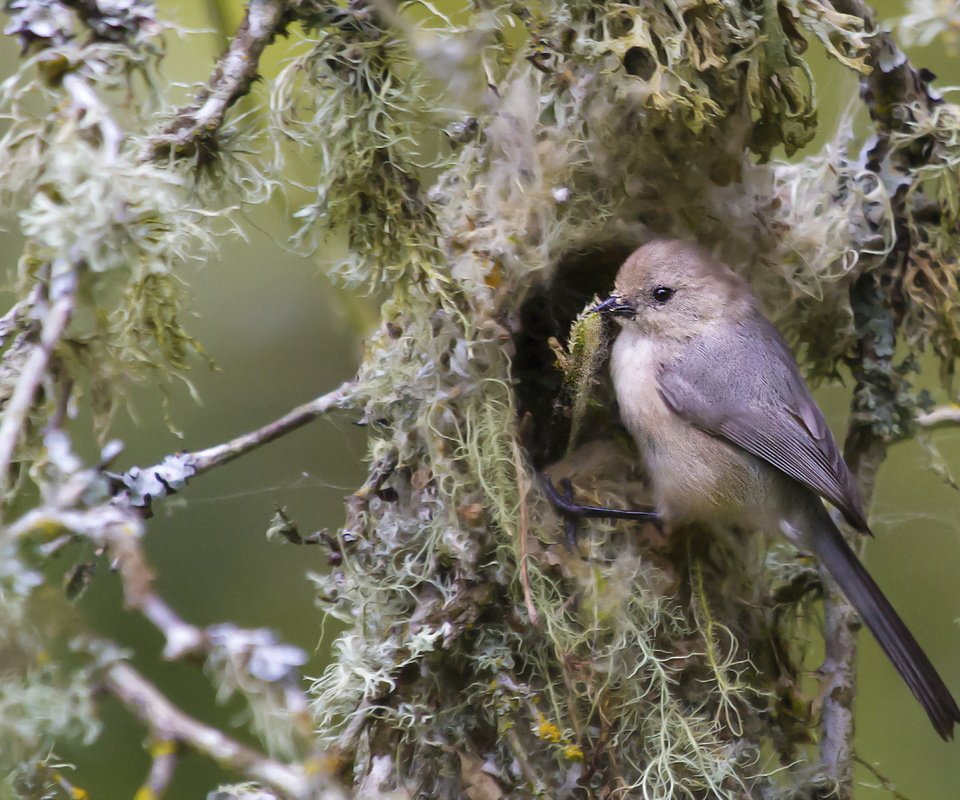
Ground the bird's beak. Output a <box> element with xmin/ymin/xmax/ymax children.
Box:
<box><xmin>591</xmin><ymin>294</ymin><xmax>636</xmax><ymax>318</ymax></box>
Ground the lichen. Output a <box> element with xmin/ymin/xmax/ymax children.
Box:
<box><xmin>0</xmin><ymin>28</ymin><xmax>223</xmax><ymax>436</ymax></box>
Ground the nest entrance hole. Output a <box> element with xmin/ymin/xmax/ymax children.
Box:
<box><xmin>512</xmin><ymin>242</ymin><xmax>636</xmax><ymax>467</ymax></box>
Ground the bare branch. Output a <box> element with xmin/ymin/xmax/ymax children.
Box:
<box><xmin>854</xmin><ymin>753</ymin><xmax>913</xmax><ymax>800</ymax></box>
<box><xmin>106</xmin><ymin>514</ymin><xmax>209</xmax><ymax>659</ymax></box>
<box><xmin>117</xmin><ymin>382</ymin><xmax>354</xmax><ymax>508</ymax></box>
<box><xmin>143</xmin><ymin>0</ymin><xmax>294</xmax><ymax>161</ymax></box>
<box><xmin>50</xmin><ymin>769</ymin><xmax>91</xmax><ymax>800</ymax></box>
<box><xmin>191</xmin><ymin>382</ymin><xmax>355</xmax><ymax>472</ymax></box>
<box><xmin>104</xmin><ymin>661</ymin><xmax>342</xmax><ymax>800</ymax></box>
<box><xmin>914</xmin><ymin>405</ymin><xmax>960</xmax><ymax>431</ymax></box>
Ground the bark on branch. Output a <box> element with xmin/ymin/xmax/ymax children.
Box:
<box><xmin>116</xmin><ymin>381</ymin><xmax>354</xmax><ymax>509</ymax></box>
<box><xmin>915</xmin><ymin>406</ymin><xmax>960</xmax><ymax>431</ymax></box>
<box><xmin>143</xmin><ymin>0</ymin><xmax>295</xmax><ymax>162</ymax></box>
<box><xmin>104</xmin><ymin>661</ymin><xmax>341</xmax><ymax>800</ymax></box>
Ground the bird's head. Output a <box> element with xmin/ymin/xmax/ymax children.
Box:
<box><xmin>593</xmin><ymin>239</ymin><xmax>754</xmax><ymax>341</ymax></box>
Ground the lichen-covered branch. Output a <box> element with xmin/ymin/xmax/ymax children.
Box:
<box><xmin>817</xmin><ymin>1</ymin><xmax>944</xmax><ymax>790</ymax></box>
<box><xmin>6</xmin><ymin>386</ymin><xmax>357</xmax><ymax>755</ymax></box>
<box><xmin>143</xmin><ymin>0</ymin><xmax>295</xmax><ymax>161</ymax></box>
<box><xmin>7</xmin><ymin>421</ymin><xmax>336</xmax><ymax>782</ymax></box>
<box><xmin>0</xmin><ymin>274</ymin><xmax>76</xmax><ymax>497</ymax></box>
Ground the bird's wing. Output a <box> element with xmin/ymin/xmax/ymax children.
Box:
<box><xmin>656</xmin><ymin>314</ymin><xmax>870</xmax><ymax>532</ymax></box>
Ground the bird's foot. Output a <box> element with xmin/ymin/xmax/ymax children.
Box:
<box><xmin>539</xmin><ymin>473</ymin><xmax>661</xmax><ymax>550</ymax></box>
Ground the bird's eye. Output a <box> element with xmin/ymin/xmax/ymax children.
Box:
<box><xmin>652</xmin><ymin>286</ymin><xmax>674</xmax><ymax>303</ymax></box>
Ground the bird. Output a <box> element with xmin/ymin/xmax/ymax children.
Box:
<box><xmin>586</xmin><ymin>238</ymin><xmax>960</xmax><ymax>740</ymax></box>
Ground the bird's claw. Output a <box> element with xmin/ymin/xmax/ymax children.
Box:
<box><xmin>539</xmin><ymin>472</ymin><xmax>662</xmax><ymax>551</ymax></box>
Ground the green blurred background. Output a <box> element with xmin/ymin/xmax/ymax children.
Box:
<box><xmin>3</xmin><ymin>0</ymin><xmax>960</xmax><ymax>796</ymax></box>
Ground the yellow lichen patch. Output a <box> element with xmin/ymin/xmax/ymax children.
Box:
<box><xmin>562</xmin><ymin>744</ymin><xmax>585</xmax><ymax>762</ymax></box>
<box><xmin>148</xmin><ymin>739</ymin><xmax>177</xmax><ymax>758</ymax></box>
<box><xmin>534</xmin><ymin>713</ymin><xmax>563</xmax><ymax>744</ymax></box>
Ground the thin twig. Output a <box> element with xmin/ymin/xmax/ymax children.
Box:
<box><xmin>104</xmin><ymin>661</ymin><xmax>339</xmax><ymax>800</ymax></box>
<box><xmin>7</xmin><ymin>505</ymin><xmax>209</xmax><ymax>658</ymax></box>
<box><xmin>514</xmin><ymin>449</ymin><xmax>539</xmax><ymax>626</ymax></box>
<box><xmin>106</xmin><ymin>516</ymin><xmax>209</xmax><ymax>659</ymax></box>
<box><xmin>143</xmin><ymin>0</ymin><xmax>293</xmax><ymax>161</ymax></box>
<box><xmin>191</xmin><ymin>382</ymin><xmax>354</xmax><ymax>472</ymax></box>
<box><xmin>505</xmin><ymin>727</ymin><xmax>552</xmax><ymax>800</ymax></box>
<box><xmin>138</xmin><ymin>738</ymin><xmax>180</xmax><ymax>800</ymax></box>
<box><xmin>51</xmin><ymin>770</ymin><xmax>91</xmax><ymax>800</ymax></box>
<box><xmin>853</xmin><ymin>753</ymin><xmax>913</xmax><ymax>800</ymax></box>
<box><xmin>116</xmin><ymin>382</ymin><xmax>354</xmax><ymax>508</ymax></box>
<box><xmin>914</xmin><ymin>405</ymin><xmax>960</xmax><ymax>431</ymax></box>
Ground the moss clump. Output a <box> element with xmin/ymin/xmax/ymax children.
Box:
<box><xmin>552</xmin><ymin>306</ymin><xmax>610</xmax><ymax>454</ymax></box>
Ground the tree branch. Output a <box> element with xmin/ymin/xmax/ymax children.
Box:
<box><xmin>142</xmin><ymin>0</ymin><xmax>294</xmax><ymax>162</ymax></box>
<box><xmin>103</xmin><ymin>661</ymin><xmax>340</xmax><ymax>800</ymax></box>
<box><xmin>854</xmin><ymin>753</ymin><xmax>913</xmax><ymax>800</ymax></box>
<box><xmin>192</xmin><ymin>382</ymin><xmax>355</xmax><ymax>472</ymax></box>
<box><xmin>914</xmin><ymin>405</ymin><xmax>960</xmax><ymax>431</ymax></box>
<box><xmin>137</xmin><ymin>738</ymin><xmax>179</xmax><ymax>800</ymax></box>
<box><xmin>7</xmin><ymin>504</ymin><xmax>208</xmax><ymax>658</ymax></box>
<box><xmin>116</xmin><ymin>381</ymin><xmax>354</xmax><ymax>508</ymax></box>
<box><xmin>105</xmin><ymin>513</ymin><xmax>210</xmax><ymax>659</ymax></box>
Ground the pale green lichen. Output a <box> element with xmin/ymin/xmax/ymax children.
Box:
<box><xmin>271</xmin><ymin>12</ymin><xmax>449</xmax><ymax>293</ymax></box>
<box><xmin>896</xmin><ymin>0</ymin><xmax>960</xmax><ymax>50</ymax></box>
<box><xmin>0</xmin><ymin>34</ymin><xmax>223</xmax><ymax>435</ymax></box>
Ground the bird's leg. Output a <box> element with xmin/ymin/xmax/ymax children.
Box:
<box><xmin>539</xmin><ymin>474</ymin><xmax>661</xmax><ymax>549</ymax></box>
<box><xmin>540</xmin><ymin>474</ymin><xmax>660</xmax><ymax>521</ymax></box>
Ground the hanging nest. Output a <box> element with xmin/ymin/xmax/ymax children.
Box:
<box><xmin>271</xmin><ymin>2</ymin><xmax>951</xmax><ymax>797</ymax></box>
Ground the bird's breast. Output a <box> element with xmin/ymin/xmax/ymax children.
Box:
<box><xmin>610</xmin><ymin>329</ymin><xmax>767</xmax><ymax>527</ymax></box>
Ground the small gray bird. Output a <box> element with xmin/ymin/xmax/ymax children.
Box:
<box><xmin>592</xmin><ymin>238</ymin><xmax>960</xmax><ymax>739</ymax></box>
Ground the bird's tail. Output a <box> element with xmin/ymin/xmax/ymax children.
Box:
<box><xmin>808</xmin><ymin>515</ymin><xmax>960</xmax><ymax>740</ymax></box>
